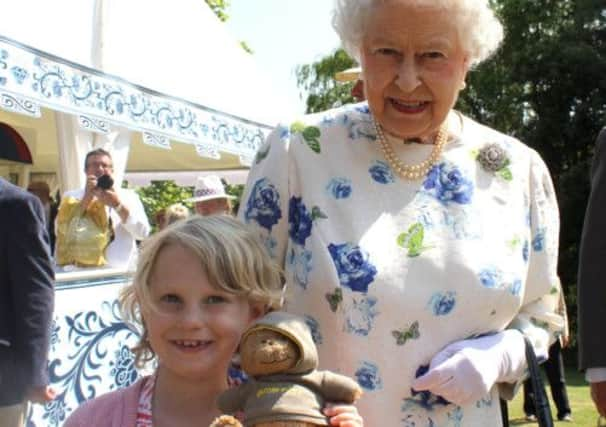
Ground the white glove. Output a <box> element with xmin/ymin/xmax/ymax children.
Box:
<box><xmin>411</xmin><ymin>329</ymin><xmax>526</xmax><ymax>406</ymax></box>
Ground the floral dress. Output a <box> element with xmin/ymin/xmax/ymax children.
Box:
<box><xmin>239</xmin><ymin>103</ymin><xmax>563</xmax><ymax>427</ymax></box>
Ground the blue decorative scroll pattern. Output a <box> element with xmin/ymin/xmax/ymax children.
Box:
<box><xmin>0</xmin><ymin>36</ymin><xmax>270</xmax><ymax>161</ymax></box>
<box><xmin>27</xmin><ymin>300</ymin><xmax>141</xmax><ymax>427</ymax></box>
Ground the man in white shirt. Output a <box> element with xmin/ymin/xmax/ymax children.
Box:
<box><xmin>62</xmin><ymin>148</ymin><xmax>150</xmax><ymax>268</ymax></box>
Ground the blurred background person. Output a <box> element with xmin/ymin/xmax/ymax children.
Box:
<box><xmin>186</xmin><ymin>175</ymin><xmax>235</xmax><ymax>216</ymax></box>
<box><xmin>162</xmin><ymin>203</ymin><xmax>190</xmax><ymax>229</ymax></box>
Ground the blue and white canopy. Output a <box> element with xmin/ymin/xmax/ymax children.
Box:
<box><xmin>0</xmin><ymin>0</ymin><xmax>286</xmax><ymax>185</ymax></box>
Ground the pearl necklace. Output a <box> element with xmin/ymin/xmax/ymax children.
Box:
<box><xmin>372</xmin><ymin>118</ymin><xmax>448</xmax><ymax>180</ymax></box>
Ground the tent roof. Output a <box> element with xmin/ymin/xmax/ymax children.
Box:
<box><xmin>0</xmin><ymin>0</ymin><xmax>287</xmax><ymax>127</ymax></box>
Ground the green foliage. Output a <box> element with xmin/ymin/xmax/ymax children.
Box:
<box><xmin>205</xmin><ymin>0</ymin><xmax>229</xmax><ymax>22</ymax></box>
<box><xmin>225</xmin><ymin>183</ymin><xmax>244</xmax><ymax>214</ymax></box>
<box><xmin>135</xmin><ymin>181</ymin><xmax>193</xmax><ymax>229</ymax></box>
<box><xmin>295</xmin><ymin>48</ymin><xmax>357</xmax><ymax>113</ymax></box>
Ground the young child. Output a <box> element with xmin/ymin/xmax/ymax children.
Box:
<box><xmin>63</xmin><ymin>216</ymin><xmax>362</xmax><ymax>427</ymax></box>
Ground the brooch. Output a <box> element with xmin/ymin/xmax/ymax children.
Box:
<box><xmin>476</xmin><ymin>143</ymin><xmax>512</xmax><ymax>181</ymax></box>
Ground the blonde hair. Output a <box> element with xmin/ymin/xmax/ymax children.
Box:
<box><xmin>119</xmin><ymin>215</ymin><xmax>283</xmax><ymax>367</ymax></box>
<box><xmin>164</xmin><ymin>203</ymin><xmax>190</xmax><ymax>226</ymax></box>
<box><xmin>333</xmin><ymin>0</ymin><xmax>504</xmax><ymax>68</ymax></box>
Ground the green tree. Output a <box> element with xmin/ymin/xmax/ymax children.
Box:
<box><xmin>297</xmin><ymin>1</ymin><xmax>606</xmax><ymax>357</ymax></box>
<box><xmin>295</xmin><ymin>48</ymin><xmax>357</xmax><ymax>113</ymax></box>
<box><xmin>135</xmin><ymin>181</ymin><xmax>193</xmax><ymax>230</ymax></box>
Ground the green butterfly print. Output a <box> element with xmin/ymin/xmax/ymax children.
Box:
<box><xmin>396</xmin><ymin>222</ymin><xmax>429</xmax><ymax>257</ymax></box>
<box><xmin>391</xmin><ymin>321</ymin><xmax>420</xmax><ymax>346</ymax></box>
<box><xmin>290</xmin><ymin>121</ymin><xmax>321</xmax><ymax>154</ymax></box>
<box><xmin>325</xmin><ymin>287</ymin><xmax>343</xmax><ymax>313</ymax></box>
<box><xmin>311</xmin><ymin>206</ymin><xmax>328</xmax><ymax>221</ymax></box>
<box><xmin>254</xmin><ymin>143</ymin><xmax>270</xmax><ymax>164</ymax></box>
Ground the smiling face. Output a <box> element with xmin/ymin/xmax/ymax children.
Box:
<box><xmin>240</xmin><ymin>329</ymin><xmax>299</xmax><ymax>376</ymax></box>
<box><xmin>144</xmin><ymin>243</ymin><xmax>262</xmax><ymax>381</ymax></box>
<box><xmin>360</xmin><ymin>2</ymin><xmax>469</xmax><ymax>139</ymax></box>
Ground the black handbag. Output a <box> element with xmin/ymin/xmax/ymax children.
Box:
<box><xmin>500</xmin><ymin>337</ymin><xmax>554</xmax><ymax>427</ymax></box>
<box><xmin>523</xmin><ymin>336</ymin><xmax>554</xmax><ymax>427</ymax></box>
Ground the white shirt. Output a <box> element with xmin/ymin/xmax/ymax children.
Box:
<box><xmin>61</xmin><ymin>187</ymin><xmax>150</xmax><ymax>269</ymax></box>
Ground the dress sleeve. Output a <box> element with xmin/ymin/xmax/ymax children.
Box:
<box><xmin>509</xmin><ymin>150</ymin><xmax>564</xmax><ymax>353</ymax></box>
<box><xmin>238</xmin><ymin>125</ymin><xmax>291</xmax><ymax>269</ymax></box>
<box><xmin>501</xmin><ymin>149</ymin><xmax>565</xmax><ymax>398</ymax></box>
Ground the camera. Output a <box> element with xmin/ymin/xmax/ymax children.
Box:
<box><xmin>96</xmin><ymin>174</ymin><xmax>114</xmax><ymax>190</ymax></box>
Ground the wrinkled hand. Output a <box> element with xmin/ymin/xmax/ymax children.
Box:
<box><xmin>591</xmin><ymin>381</ymin><xmax>606</xmax><ymax>417</ymax></box>
<box><xmin>412</xmin><ymin>330</ymin><xmax>526</xmax><ymax>406</ymax></box>
<box><xmin>324</xmin><ymin>403</ymin><xmax>363</xmax><ymax>427</ymax></box>
<box><xmin>27</xmin><ymin>385</ymin><xmax>56</xmax><ymax>404</ymax></box>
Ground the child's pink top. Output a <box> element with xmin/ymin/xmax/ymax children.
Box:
<box><xmin>63</xmin><ymin>377</ymin><xmax>148</xmax><ymax>427</ymax></box>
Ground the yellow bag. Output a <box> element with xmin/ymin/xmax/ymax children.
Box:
<box><xmin>55</xmin><ymin>196</ymin><xmax>111</xmax><ymax>267</ymax></box>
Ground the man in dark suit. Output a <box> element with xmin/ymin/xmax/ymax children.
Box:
<box><xmin>578</xmin><ymin>127</ymin><xmax>606</xmax><ymax>418</ymax></box>
<box><xmin>0</xmin><ymin>178</ymin><xmax>55</xmax><ymax>426</ymax></box>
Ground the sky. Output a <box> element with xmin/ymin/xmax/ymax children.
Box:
<box><xmin>225</xmin><ymin>0</ymin><xmax>342</xmax><ymax>117</ymax></box>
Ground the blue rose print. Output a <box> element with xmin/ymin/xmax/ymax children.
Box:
<box><xmin>345</xmin><ymin>296</ymin><xmax>379</xmax><ymax>336</ymax></box>
<box><xmin>278</xmin><ymin>125</ymin><xmax>290</xmax><ymax>141</ymax></box>
<box><xmin>478</xmin><ymin>267</ymin><xmax>502</xmax><ymax>289</ymax></box>
<box><xmin>287</xmin><ymin>245</ymin><xmax>312</xmax><ymax>289</ymax></box>
<box><xmin>476</xmin><ymin>395</ymin><xmax>493</xmax><ymax>408</ymax></box>
<box><xmin>244</xmin><ymin>178</ymin><xmax>282</xmax><ymax>231</ymax></box>
<box><xmin>509</xmin><ymin>279</ymin><xmax>522</xmax><ymax>297</ymax></box>
<box><xmin>405</xmin><ymin>365</ymin><xmax>451</xmax><ymax>410</ymax></box>
<box><xmin>355</xmin><ymin>104</ymin><xmax>370</xmax><ymax>114</ymax></box>
<box><xmin>355</xmin><ymin>361</ymin><xmax>383</xmax><ymax>391</ymax></box>
<box><xmin>288</xmin><ymin>196</ymin><xmax>313</xmax><ymax>245</ymax></box>
<box><xmin>423</xmin><ymin>162</ymin><xmax>474</xmax><ymax>205</ymax></box>
<box><xmin>369</xmin><ymin>160</ymin><xmax>395</xmax><ymax>184</ymax></box>
<box><xmin>448</xmin><ymin>406</ymin><xmax>464</xmax><ymax>427</ymax></box>
<box><xmin>304</xmin><ymin>315</ymin><xmax>323</xmax><ymax>345</ymax></box>
<box><xmin>532</xmin><ymin>228</ymin><xmax>546</xmax><ymax>251</ymax></box>
<box><xmin>228</xmin><ymin>362</ymin><xmax>248</xmax><ymax>387</ymax></box>
<box><xmin>428</xmin><ymin>291</ymin><xmax>456</xmax><ymax>316</ymax></box>
<box><xmin>328</xmin><ymin>242</ymin><xmax>378</xmax><ymax>293</ymax></box>
<box><xmin>348</xmin><ymin>118</ymin><xmax>375</xmax><ymax>140</ymax></box>
<box><xmin>523</xmin><ymin>240</ymin><xmax>530</xmax><ymax>262</ymax></box>
<box><xmin>326</xmin><ymin>177</ymin><xmax>352</xmax><ymax>200</ymax></box>
<box><xmin>263</xmin><ymin>235</ymin><xmax>278</xmax><ymax>258</ymax></box>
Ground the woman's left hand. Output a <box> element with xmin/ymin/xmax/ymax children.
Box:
<box><xmin>412</xmin><ymin>330</ymin><xmax>527</xmax><ymax>406</ymax></box>
<box><xmin>324</xmin><ymin>403</ymin><xmax>364</xmax><ymax>427</ymax></box>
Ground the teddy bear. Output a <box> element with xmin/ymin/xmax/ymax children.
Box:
<box><xmin>210</xmin><ymin>415</ymin><xmax>243</xmax><ymax>427</ymax></box>
<box><xmin>216</xmin><ymin>311</ymin><xmax>362</xmax><ymax>427</ymax></box>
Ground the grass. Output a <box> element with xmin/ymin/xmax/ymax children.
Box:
<box><xmin>507</xmin><ymin>367</ymin><xmax>600</xmax><ymax>426</ymax></box>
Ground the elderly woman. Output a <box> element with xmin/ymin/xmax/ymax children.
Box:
<box><xmin>239</xmin><ymin>0</ymin><xmax>563</xmax><ymax>425</ymax></box>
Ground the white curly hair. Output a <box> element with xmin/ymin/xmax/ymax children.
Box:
<box><xmin>332</xmin><ymin>0</ymin><xmax>504</xmax><ymax>68</ymax></box>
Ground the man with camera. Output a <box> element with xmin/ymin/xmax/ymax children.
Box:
<box><xmin>59</xmin><ymin>148</ymin><xmax>150</xmax><ymax>268</ymax></box>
